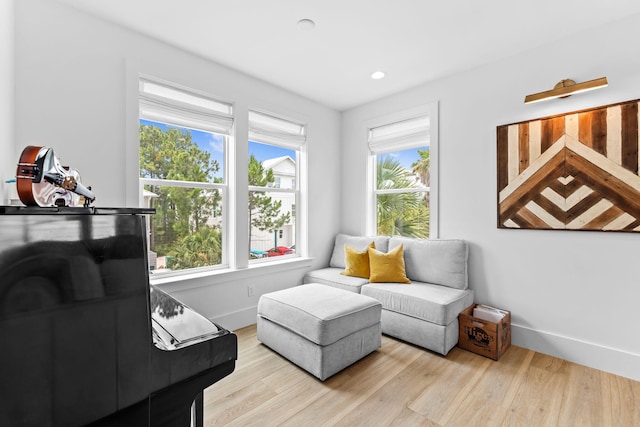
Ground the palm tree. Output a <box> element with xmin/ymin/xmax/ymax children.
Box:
<box><xmin>412</xmin><ymin>148</ymin><xmax>430</xmax><ymax>187</ymax></box>
<box><xmin>170</xmin><ymin>226</ymin><xmax>222</xmax><ymax>269</ymax></box>
<box><xmin>411</xmin><ymin>148</ymin><xmax>430</xmax><ymax>209</ymax></box>
<box><xmin>376</xmin><ymin>157</ymin><xmax>429</xmax><ymax>238</ymax></box>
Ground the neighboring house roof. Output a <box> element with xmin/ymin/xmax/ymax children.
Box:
<box><xmin>263</xmin><ymin>156</ymin><xmax>294</xmax><ymax>174</ymax></box>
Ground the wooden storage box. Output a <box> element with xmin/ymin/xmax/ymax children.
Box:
<box><xmin>458</xmin><ymin>304</ymin><xmax>511</xmax><ymax>361</ymax></box>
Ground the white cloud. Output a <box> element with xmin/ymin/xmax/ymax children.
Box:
<box><xmin>208</xmin><ymin>134</ymin><xmax>224</xmax><ymax>153</ymax></box>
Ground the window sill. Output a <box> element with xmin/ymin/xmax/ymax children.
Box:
<box><xmin>149</xmin><ymin>256</ymin><xmax>314</xmax><ymax>292</ymax></box>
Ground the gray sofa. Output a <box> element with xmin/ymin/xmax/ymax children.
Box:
<box><xmin>303</xmin><ymin>234</ymin><xmax>473</xmax><ymax>355</ymax></box>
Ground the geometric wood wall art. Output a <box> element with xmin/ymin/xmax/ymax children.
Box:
<box><xmin>497</xmin><ymin>99</ymin><xmax>640</xmax><ymax>232</ymax></box>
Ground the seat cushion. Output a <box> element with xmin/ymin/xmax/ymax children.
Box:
<box><xmin>361</xmin><ymin>281</ymin><xmax>473</xmax><ymax>326</ymax></box>
<box><xmin>389</xmin><ymin>237</ymin><xmax>469</xmax><ymax>290</ymax></box>
<box><xmin>303</xmin><ymin>267</ymin><xmax>369</xmax><ymax>293</ymax></box>
<box><xmin>257</xmin><ymin>283</ymin><xmax>381</xmax><ymax>346</ymax></box>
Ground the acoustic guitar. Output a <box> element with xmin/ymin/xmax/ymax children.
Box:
<box><xmin>16</xmin><ymin>145</ymin><xmax>96</xmax><ymax>207</ymax></box>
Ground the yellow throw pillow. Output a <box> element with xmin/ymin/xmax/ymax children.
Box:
<box><xmin>368</xmin><ymin>244</ymin><xmax>411</xmax><ymax>284</ymax></box>
<box><xmin>340</xmin><ymin>242</ymin><xmax>375</xmax><ymax>278</ymax></box>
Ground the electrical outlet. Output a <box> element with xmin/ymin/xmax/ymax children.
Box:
<box><xmin>247</xmin><ymin>285</ymin><xmax>254</xmax><ymax>297</ymax></box>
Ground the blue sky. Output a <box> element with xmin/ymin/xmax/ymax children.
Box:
<box><xmin>141</xmin><ymin>119</ymin><xmax>426</xmax><ymax>177</ymax></box>
<box><xmin>379</xmin><ymin>147</ymin><xmax>428</xmax><ymax>170</ymax></box>
<box><xmin>249</xmin><ymin>141</ymin><xmax>293</xmax><ymax>162</ymax></box>
<box><xmin>141</xmin><ymin>119</ymin><xmax>295</xmax><ymax>181</ymax></box>
<box><xmin>141</xmin><ymin>119</ymin><xmax>226</xmax><ymax>179</ymax></box>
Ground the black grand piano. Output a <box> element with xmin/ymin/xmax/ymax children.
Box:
<box><xmin>0</xmin><ymin>206</ymin><xmax>237</xmax><ymax>426</ymax></box>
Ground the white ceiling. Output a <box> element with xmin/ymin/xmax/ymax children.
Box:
<box><xmin>53</xmin><ymin>0</ymin><xmax>640</xmax><ymax>111</ymax></box>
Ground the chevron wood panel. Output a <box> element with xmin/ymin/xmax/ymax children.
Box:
<box><xmin>497</xmin><ymin>99</ymin><xmax>640</xmax><ymax>232</ymax></box>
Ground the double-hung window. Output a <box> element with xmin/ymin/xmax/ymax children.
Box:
<box><xmin>248</xmin><ymin>110</ymin><xmax>305</xmax><ymax>260</ymax></box>
<box><xmin>138</xmin><ymin>77</ymin><xmax>232</xmax><ymax>273</ymax></box>
<box><xmin>368</xmin><ymin>103</ymin><xmax>438</xmax><ymax>238</ymax></box>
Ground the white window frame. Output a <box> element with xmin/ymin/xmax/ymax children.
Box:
<box><xmin>248</xmin><ymin>110</ymin><xmax>306</xmax><ymax>262</ymax></box>
<box><xmin>139</xmin><ymin>177</ymin><xmax>228</xmax><ymax>271</ymax></box>
<box><xmin>366</xmin><ymin>102</ymin><xmax>439</xmax><ymax>238</ymax></box>
<box><xmin>138</xmin><ymin>76</ymin><xmax>232</xmax><ymax>276</ymax></box>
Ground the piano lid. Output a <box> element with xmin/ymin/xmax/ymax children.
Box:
<box><xmin>150</xmin><ymin>285</ymin><xmax>226</xmax><ymax>351</ymax></box>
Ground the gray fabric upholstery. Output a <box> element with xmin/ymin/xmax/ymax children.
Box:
<box><xmin>361</xmin><ymin>282</ymin><xmax>473</xmax><ymax>326</ymax></box>
<box><xmin>302</xmin><ymin>267</ymin><xmax>368</xmax><ymax>293</ymax></box>
<box><xmin>256</xmin><ymin>284</ymin><xmax>382</xmax><ymax>380</ymax></box>
<box><xmin>257</xmin><ymin>283</ymin><xmax>381</xmax><ymax>346</ymax></box>
<box><xmin>388</xmin><ymin>237</ymin><xmax>469</xmax><ymax>290</ymax></box>
<box><xmin>329</xmin><ymin>234</ymin><xmax>390</xmax><ymax>268</ymax></box>
<box><xmin>257</xmin><ymin>317</ymin><xmax>381</xmax><ymax>381</ymax></box>
<box><xmin>302</xmin><ymin>235</ymin><xmax>473</xmax><ymax>357</ymax></box>
<box><xmin>381</xmin><ymin>309</ymin><xmax>459</xmax><ymax>355</ymax></box>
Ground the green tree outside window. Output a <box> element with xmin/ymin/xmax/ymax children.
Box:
<box><xmin>376</xmin><ymin>154</ymin><xmax>429</xmax><ymax>238</ymax></box>
<box><xmin>140</xmin><ymin>123</ymin><xmax>222</xmax><ymax>270</ymax></box>
<box><xmin>248</xmin><ymin>154</ymin><xmax>291</xmax><ymax>252</ymax></box>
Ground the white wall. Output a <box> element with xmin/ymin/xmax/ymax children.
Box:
<box><xmin>1</xmin><ymin>0</ymin><xmax>15</xmax><ymax>203</ymax></box>
<box><xmin>14</xmin><ymin>0</ymin><xmax>342</xmax><ymax>329</ymax></box>
<box><xmin>343</xmin><ymin>14</ymin><xmax>640</xmax><ymax>380</ymax></box>
<box><xmin>14</xmin><ymin>0</ymin><xmax>640</xmax><ymax>382</ymax></box>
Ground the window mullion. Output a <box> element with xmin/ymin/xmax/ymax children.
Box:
<box><xmin>141</xmin><ymin>177</ymin><xmax>224</xmax><ymax>190</ymax></box>
<box><xmin>249</xmin><ymin>185</ymin><xmax>296</xmax><ymax>194</ymax></box>
<box><xmin>374</xmin><ymin>187</ymin><xmax>430</xmax><ymax>195</ymax></box>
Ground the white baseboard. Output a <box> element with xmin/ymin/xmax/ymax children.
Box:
<box><xmin>208</xmin><ymin>313</ymin><xmax>640</xmax><ymax>382</ymax></box>
<box><xmin>512</xmin><ymin>323</ymin><xmax>640</xmax><ymax>382</ymax></box>
<box><xmin>211</xmin><ymin>305</ymin><xmax>257</xmax><ymax>332</ymax></box>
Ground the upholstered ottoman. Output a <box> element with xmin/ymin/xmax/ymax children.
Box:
<box><xmin>257</xmin><ymin>283</ymin><xmax>382</xmax><ymax>381</ymax></box>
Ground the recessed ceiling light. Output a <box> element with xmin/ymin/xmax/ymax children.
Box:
<box><xmin>297</xmin><ymin>19</ymin><xmax>316</xmax><ymax>31</ymax></box>
<box><xmin>371</xmin><ymin>71</ymin><xmax>385</xmax><ymax>80</ymax></box>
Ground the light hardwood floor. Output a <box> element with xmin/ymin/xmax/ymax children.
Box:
<box><xmin>204</xmin><ymin>325</ymin><xmax>639</xmax><ymax>426</ymax></box>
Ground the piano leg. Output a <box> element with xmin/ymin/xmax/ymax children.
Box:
<box><xmin>150</xmin><ymin>360</ymin><xmax>236</xmax><ymax>427</ymax></box>
<box><xmin>192</xmin><ymin>393</ymin><xmax>204</xmax><ymax>427</ymax></box>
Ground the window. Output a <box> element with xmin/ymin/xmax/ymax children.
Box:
<box><xmin>138</xmin><ymin>77</ymin><xmax>232</xmax><ymax>274</ymax></box>
<box><xmin>368</xmin><ymin>103</ymin><xmax>438</xmax><ymax>238</ymax></box>
<box><xmin>248</xmin><ymin>110</ymin><xmax>305</xmax><ymax>261</ymax></box>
